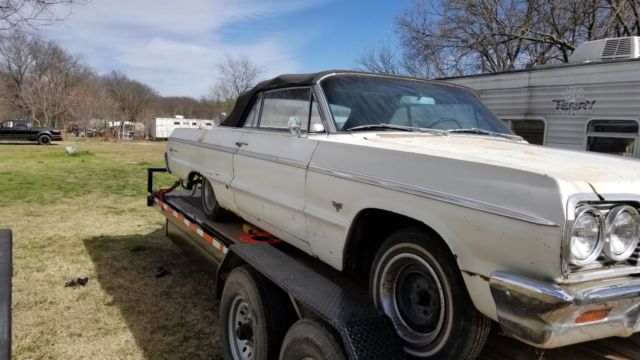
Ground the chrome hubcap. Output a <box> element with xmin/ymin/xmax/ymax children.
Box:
<box><xmin>228</xmin><ymin>296</ymin><xmax>255</xmax><ymax>360</ymax></box>
<box><xmin>378</xmin><ymin>253</ymin><xmax>446</xmax><ymax>355</ymax></box>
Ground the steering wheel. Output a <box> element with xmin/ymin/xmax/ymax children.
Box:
<box><xmin>425</xmin><ymin>117</ymin><xmax>461</xmax><ymax>129</ymax></box>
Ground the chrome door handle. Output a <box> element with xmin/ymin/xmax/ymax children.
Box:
<box><xmin>235</xmin><ymin>142</ymin><xmax>248</xmax><ymax>148</ymax></box>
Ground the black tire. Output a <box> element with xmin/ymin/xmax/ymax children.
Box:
<box><xmin>37</xmin><ymin>134</ymin><xmax>51</xmax><ymax>145</ymax></box>
<box><xmin>370</xmin><ymin>227</ymin><xmax>491</xmax><ymax>360</ymax></box>
<box><xmin>201</xmin><ymin>176</ymin><xmax>225</xmax><ymax>220</ymax></box>
<box><xmin>279</xmin><ymin>319</ymin><xmax>346</xmax><ymax>360</ymax></box>
<box><xmin>220</xmin><ymin>265</ymin><xmax>293</xmax><ymax>360</ymax></box>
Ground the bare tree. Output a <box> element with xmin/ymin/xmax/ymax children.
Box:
<box><xmin>0</xmin><ymin>0</ymin><xmax>81</xmax><ymax>30</ymax></box>
<box><xmin>356</xmin><ymin>44</ymin><xmax>435</xmax><ymax>78</ymax></box>
<box><xmin>154</xmin><ymin>96</ymin><xmax>213</xmax><ymax>119</ymax></box>
<box><xmin>102</xmin><ymin>70</ymin><xmax>157</xmax><ymax>138</ymax></box>
<box><xmin>22</xmin><ymin>39</ymin><xmax>90</xmax><ymax>127</ymax></box>
<box><xmin>0</xmin><ymin>30</ymin><xmax>89</xmax><ymax>126</ymax></box>
<box><xmin>70</xmin><ymin>72</ymin><xmax>117</xmax><ymax>134</ymax></box>
<box><xmin>364</xmin><ymin>0</ymin><xmax>640</xmax><ymax>78</ymax></box>
<box><xmin>209</xmin><ymin>54</ymin><xmax>262</xmax><ymax>113</ymax></box>
<box><xmin>357</xmin><ymin>45</ymin><xmax>403</xmax><ymax>75</ymax></box>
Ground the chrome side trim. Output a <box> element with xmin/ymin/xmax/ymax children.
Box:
<box><xmin>308</xmin><ymin>163</ymin><xmax>559</xmax><ymax>227</ymax></box>
<box><xmin>169</xmin><ymin>137</ymin><xmax>236</xmax><ymax>154</ymax></box>
<box><xmin>598</xmin><ymin>193</ymin><xmax>640</xmax><ymax>203</ymax></box>
<box><xmin>236</xmin><ymin>149</ymin><xmax>308</xmax><ymax>170</ymax></box>
<box><xmin>170</xmin><ymin>136</ymin><xmax>309</xmax><ymax>170</ymax></box>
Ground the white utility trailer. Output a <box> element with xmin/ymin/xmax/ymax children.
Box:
<box><xmin>150</xmin><ymin>117</ymin><xmax>215</xmax><ymax>140</ymax></box>
<box><xmin>443</xmin><ymin>36</ymin><xmax>640</xmax><ymax>159</ymax></box>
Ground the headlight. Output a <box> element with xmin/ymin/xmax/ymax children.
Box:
<box><xmin>604</xmin><ymin>206</ymin><xmax>640</xmax><ymax>261</ymax></box>
<box><xmin>569</xmin><ymin>207</ymin><xmax>603</xmax><ymax>266</ymax></box>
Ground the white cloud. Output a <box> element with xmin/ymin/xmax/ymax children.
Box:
<box><xmin>43</xmin><ymin>0</ymin><xmax>323</xmax><ymax>96</ymax></box>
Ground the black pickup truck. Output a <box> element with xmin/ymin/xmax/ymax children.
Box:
<box><xmin>0</xmin><ymin>120</ymin><xmax>62</xmax><ymax>145</ymax></box>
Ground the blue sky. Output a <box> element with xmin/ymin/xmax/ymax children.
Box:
<box><xmin>45</xmin><ymin>0</ymin><xmax>412</xmax><ymax>97</ymax></box>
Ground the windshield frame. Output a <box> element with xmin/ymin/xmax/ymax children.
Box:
<box><xmin>315</xmin><ymin>72</ymin><xmax>512</xmax><ymax>135</ymax></box>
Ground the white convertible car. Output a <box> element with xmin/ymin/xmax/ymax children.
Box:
<box><xmin>166</xmin><ymin>71</ymin><xmax>640</xmax><ymax>359</ymax></box>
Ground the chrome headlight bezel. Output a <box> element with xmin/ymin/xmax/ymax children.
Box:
<box><xmin>568</xmin><ymin>206</ymin><xmax>604</xmax><ymax>267</ymax></box>
<box><xmin>604</xmin><ymin>205</ymin><xmax>640</xmax><ymax>262</ymax></box>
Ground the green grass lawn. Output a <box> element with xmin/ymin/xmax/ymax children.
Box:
<box><xmin>0</xmin><ymin>139</ymin><xmax>222</xmax><ymax>359</ymax></box>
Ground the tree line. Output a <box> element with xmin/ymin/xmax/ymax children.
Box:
<box><xmin>0</xmin><ymin>31</ymin><xmax>263</xmax><ymax>137</ymax></box>
<box><xmin>0</xmin><ymin>29</ymin><xmax>240</xmax><ymax>135</ymax></box>
<box><xmin>358</xmin><ymin>0</ymin><xmax>640</xmax><ymax>78</ymax></box>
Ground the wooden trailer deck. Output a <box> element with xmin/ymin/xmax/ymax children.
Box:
<box><xmin>479</xmin><ymin>330</ymin><xmax>640</xmax><ymax>359</ymax></box>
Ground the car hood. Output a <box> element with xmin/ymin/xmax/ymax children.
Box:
<box><xmin>320</xmin><ymin>133</ymin><xmax>640</xmax><ymax>197</ymax></box>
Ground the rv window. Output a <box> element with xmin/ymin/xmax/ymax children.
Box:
<box><xmin>586</xmin><ymin>120</ymin><xmax>638</xmax><ymax>157</ymax></box>
<box><xmin>504</xmin><ymin>119</ymin><xmax>545</xmax><ymax>145</ymax></box>
<box><xmin>588</xmin><ymin>120</ymin><xmax>638</xmax><ymax>133</ymax></box>
<box><xmin>206</xmin><ymin>123</ymin><xmax>212</xmax><ymax>126</ymax></box>
<box><xmin>173</xmin><ymin>122</ymin><xmax>180</xmax><ymax>125</ymax></box>
<box><xmin>192</xmin><ymin>122</ymin><xmax>197</xmax><ymax>126</ymax></box>
<box><xmin>183</xmin><ymin>122</ymin><xmax>189</xmax><ymax>125</ymax></box>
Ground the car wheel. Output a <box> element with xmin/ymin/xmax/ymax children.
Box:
<box><xmin>370</xmin><ymin>227</ymin><xmax>491</xmax><ymax>360</ymax></box>
<box><xmin>37</xmin><ymin>134</ymin><xmax>52</xmax><ymax>145</ymax></box>
<box><xmin>220</xmin><ymin>265</ymin><xmax>293</xmax><ymax>360</ymax></box>
<box><xmin>201</xmin><ymin>176</ymin><xmax>225</xmax><ymax>220</ymax></box>
<box><xmin>279</xmin><ymin>319</ymin><xmax>346</xmax><ymax>360</ymax></box>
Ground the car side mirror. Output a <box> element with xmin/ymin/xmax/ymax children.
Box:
<box><xmin>310</xmin><ymin>123</ymin><xmax>325</xmax><ymax>133</ymax></box>
<box><xmin>288</xmin><ymin>116</ymin><xmax>302</xmax><ymax>137</ymax></box>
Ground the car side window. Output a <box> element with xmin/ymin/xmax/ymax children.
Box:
<box><xmin>309</xmin><ymin>98</ymin><xmax>324</xmax><ymax>133</ymax></box>
<box><xmin>259</xmin><ymin>88</ymin><xmax>311</xmax><ymax>130</ymax></box>
<box><xmin>243</xmin><ymin>94</ymin><xmax>262</xmax><ymax>128</ymax></box>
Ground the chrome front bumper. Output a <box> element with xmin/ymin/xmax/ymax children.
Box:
<box><xmin>490</xmin><ymin>271</ymin><xmax>640</xmax><ymax>348</ymax></box>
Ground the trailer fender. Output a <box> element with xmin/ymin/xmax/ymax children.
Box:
<box><xmin>215</xmin><ymin>250</ymin><xmax>246</xmax><ymax>299</ymax></box>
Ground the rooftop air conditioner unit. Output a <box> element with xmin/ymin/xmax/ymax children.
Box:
<box><xmin>569</xmin><ymin>36</ymin><xmax>640</xmax><ymax>63</ymax></box>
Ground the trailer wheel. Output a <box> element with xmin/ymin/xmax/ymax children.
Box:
<box><xmin>220</xmin><ymin>265</ymin><xmax>292</xmax><ymax>360</ymax></box>
<box><xmin>370</xmin><ymin>227</ymin><xmax>491</xmax><ymax>360</ymax></box>
<box><xmin>201</xmin><ymin>176</ymin><xmax>225</xmax><ymax>220</ymax></box>
<box><xmin>37</xmin><ymin>134</ymin><xmax>52</xmax><ymax>145</ymax></box>
<box><xmin>279</xmin><ymin>319</ymin><xmax>346</xmax><ymax>360</ymax></box>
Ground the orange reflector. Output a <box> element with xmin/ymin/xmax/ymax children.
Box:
<box><xmin>575</xmin><ymin>309</ymin><xmax>611</xmax><ymax>324</ymax></box>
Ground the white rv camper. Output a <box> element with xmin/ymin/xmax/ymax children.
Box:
<box><xmin>150</xmin><ymin>116</ymin><xmax>214</xmax><ymax>140</ymax></box>
<box><xmin>444</xmin><ymin>36</ymin><xmax>640</xmax><ymax>159</ymax></box>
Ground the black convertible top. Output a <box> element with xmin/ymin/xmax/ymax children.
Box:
<box><xmin>220</xmin><ymin>70</ymin><xmax>341</xmax><ymax>127</ymax></box>
<box><xmin>219</xmin><ymin>70</ymin><xmax>473</xmax><ymax>128</ymax></box>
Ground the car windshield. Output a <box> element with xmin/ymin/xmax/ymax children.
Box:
<box><xmin>320</xmin><ymin>75</ymin><xmax>512</xmax><ymax>135</ymax></box>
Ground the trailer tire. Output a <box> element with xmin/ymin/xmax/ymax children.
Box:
<box><xmin>201</xmin><ymin>176</ymin><xmax>225</xmax><ymax>220</ymax></box>
<box><xmin>220</xmin><ymin>265</ymin><xmax>292</xmax><ymax>360</ymax></box>
<box><xmin>370</xmin><ymin>227</ymin><xmax>491</xmax><ymax>360</ymax></box>
<box><xmin>279</xmin><ymin>319</ymin><xmax>346</xmax><ymax>360</ymax></box>
<box><xmin>37</xmin><ymin>134</ymin><xmax>52</xmax><ymax>145</ymax></box>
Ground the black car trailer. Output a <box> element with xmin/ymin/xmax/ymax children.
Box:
<box><xmin>0</xmin><ymin>229</ymin><xmax>12</xmax><ymax>360</ymax></box>
<box><xmin>147</xmin><ymin>168</ymin><xmax>404</xmax><ymax>359</ymax></box>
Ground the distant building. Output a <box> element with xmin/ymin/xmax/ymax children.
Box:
<box><xmin>150</xmin><ymin>115</ymin><xmax>215</xmax><ymax>139</ymax></box>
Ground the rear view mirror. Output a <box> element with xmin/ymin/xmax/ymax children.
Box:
<box><xmin>400</xmin><ymin>96</ymin><xmax>435</xmax><ymax>105</ymax></box>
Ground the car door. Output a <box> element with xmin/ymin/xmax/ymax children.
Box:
<box><xmin>232</xmin><ymin>87</ymin><xmax>322</xmax><ymax>252</ymax></box>
<box><xmin>13</xmin><ymin>122</ymin><xmax>29</xmax><ymax>140</ymax></box>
